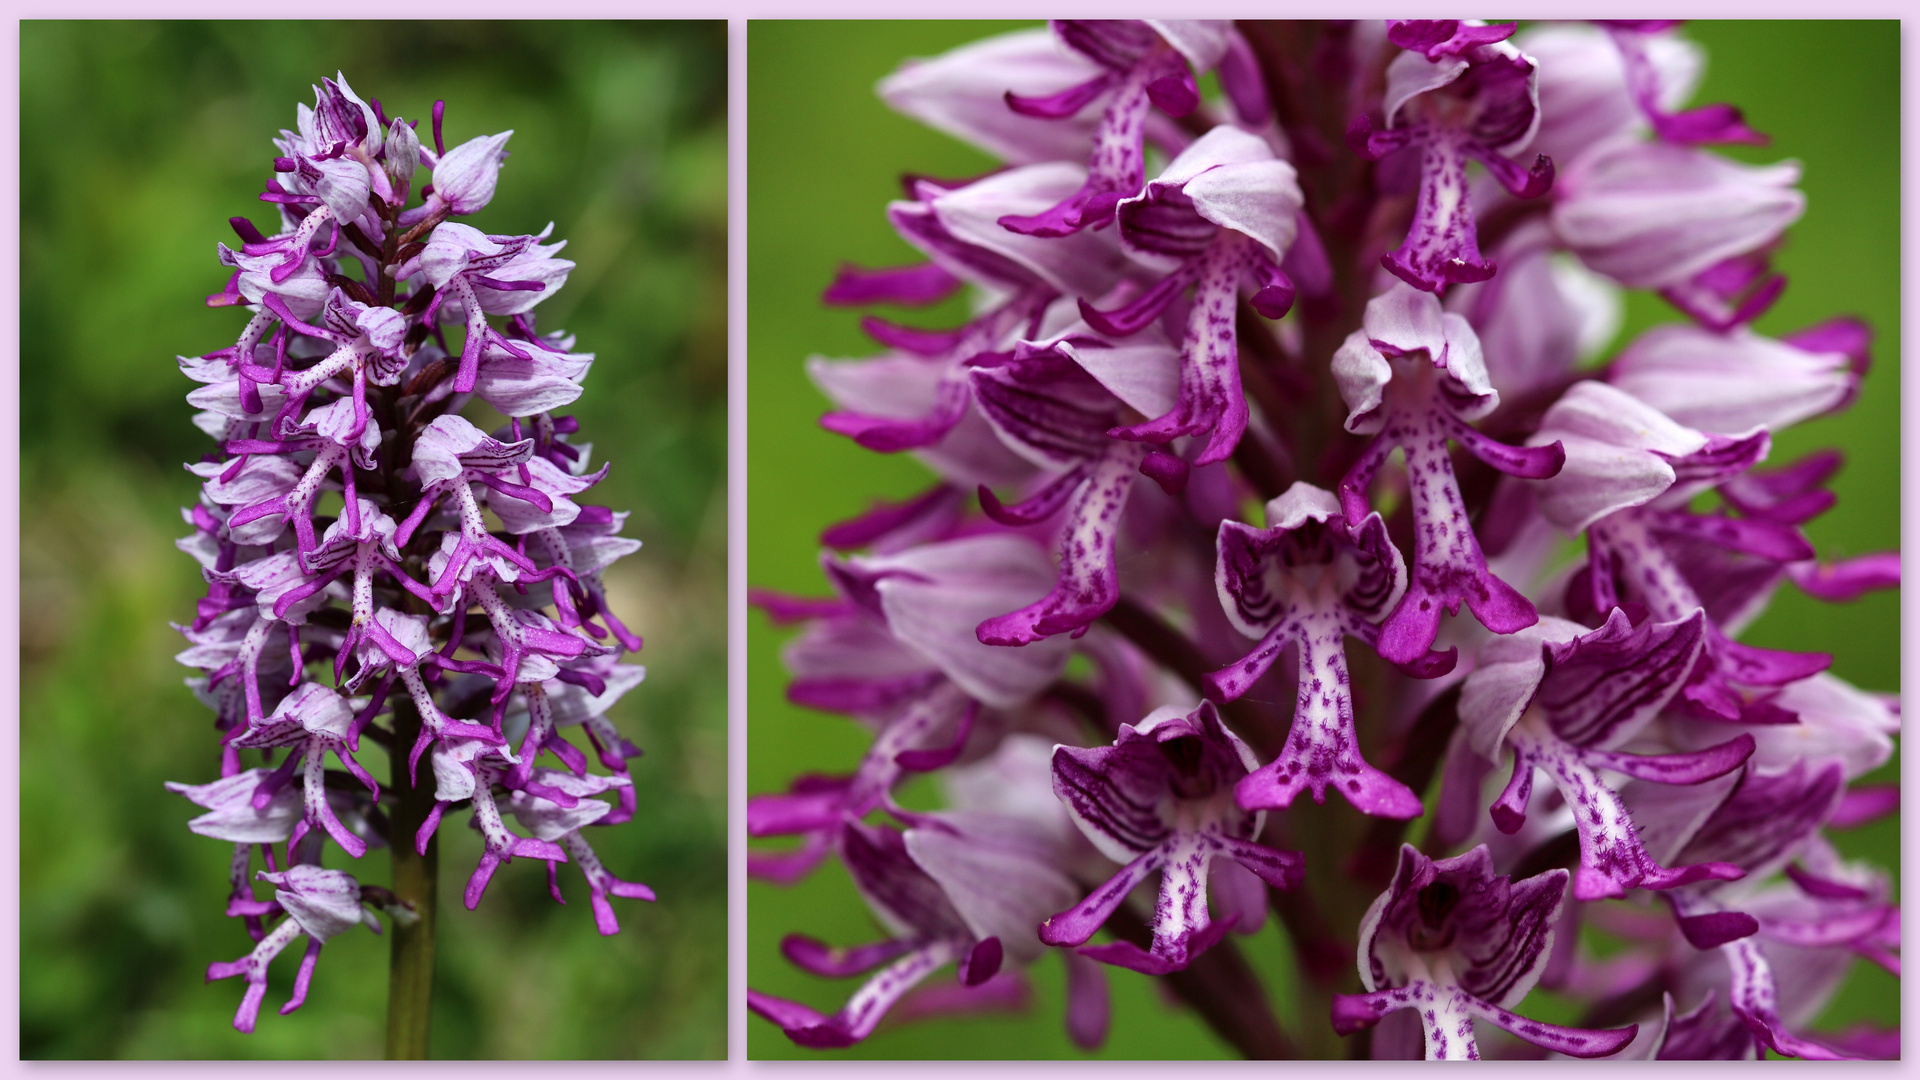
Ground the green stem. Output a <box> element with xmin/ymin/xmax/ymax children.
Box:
<box><xmin>385</xmin><ymin>697</ymin><xmax>438</xmax><ymax>1059</ymax></box>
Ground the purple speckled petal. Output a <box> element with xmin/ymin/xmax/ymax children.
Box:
<box><xmin>1383</xmin><ymin>130</ymin><xmax>1494</xmax><ymax>292</ymax></box>
<box><xmin>1464</xmin><ymin>994</ymin><xmax>1638</xmax><ymax>1058</ymax></box>
<box><xmin>1448</xmin><ymin>417</ymin><xmax>1565</xmax><ymax>479</ymax></box>
<box><xmin>1331</xmin><ymin>984</ymin><xmax>1424</xmax><ymax>1036</ymax></box>
<box><xmin>1710</xmin><ymin>629</ymin><xmax>1831</xmax><ymax>688</ymax></box>
<box><xmin>1038</xmin><ymin>846</ymin><xmax>1163</xmax><ymax>947</ymax></box>
<box><xmin>1336</xmin><ymin>982</ymin><xmax>1483</xmax><ymax>1060</ymax></box>
<box><xmin>1722</xmin><ymin>936</ymin><xmax>1848</xmax><ymax>1059</ymax></box>
<box><xmin>1216</xmin><ymin>835</ymin><xmax>1305</xmax><ymax>891</ymax></box>
<box><xmin>1502</xmin><ymin>727</ymin><xmax>1744</xmax><ymax>900</ymax></box>
<box><xmin>753</xmin><ymin>938</ymin><xmax>965</xmax><ymax>1049</ymax></box>
<box><xmin>1076</xmin><ymin>911</ymin><xmax>1237</xmax><ymax>975</ymax></box>
<box><xmin>998</xmin><ymin>48</ymin><xmax>1175</xmax><ymax>238</ymax></box>
<box><xmin>1583</xmin><ymin>735</ymin><xmax>1754</xmax><ymax>785</ymax></box>
<box><xmin>1107</xmin><ymin>232</ymin><xmax>1253</xmax><ymax>465</ymax></box>
<box><xmin>1644</xmin><ymin>508</ymin><xmax>1814</xmax><ymax>563</ymax></box>
<box><xmin>1204</xmin><ymin>617</ymin><xmax>1290</xmax><ymax>703</ymax></box>
<box><xmin>1368</xmin><ymin>404</ymin><xmax>1538</xmax><ymax>661</ymax></box>
<box><xmin>977</xmin><ymin>441</ymin><xmax>1145</xmax><ymax>645</ymax></box>
<box><xmin>1234</xmin><ymin>610</ymin><xmax>1423</xmax><ymax>819</ymax></box>
<box><xmin>1142</xmin><ymin>832</ymin><xmax>1215</xmax><ymax>965</ymax></box>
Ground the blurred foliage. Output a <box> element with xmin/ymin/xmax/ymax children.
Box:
<box><xmin>21</xmin><ymin>21</ymin><xmax>726</xmax><ymax>1059</ymax></box>
<box><xmin>746</xmin><ymin>20</ymin><xmax>1898</xmax><ymax>1059</ymax></box>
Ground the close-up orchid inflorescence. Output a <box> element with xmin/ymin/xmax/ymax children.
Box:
<box><xmin>168</xmin><ymin>74</ymin><xmax>653</xmax><ymax>1051</ymax></box>
<box><xmin>748</xmin><ymin>21</ymin><xmax>1898</xmax><ymax>1059</ymax></box>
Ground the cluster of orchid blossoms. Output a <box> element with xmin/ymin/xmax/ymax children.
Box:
<box><xmin>166</xmin><ymin>75</ymin><xmax>653</xmax><ymax>1033</ymax></box>
<box><xmin>749</xmin><ymin>21</ymin><xmax>1899</xmax><ymax>1060</ymax></box>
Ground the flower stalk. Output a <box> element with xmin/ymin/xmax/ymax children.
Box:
<box><xmin>385</xmin><ymin>695</ymin><xmax>437</xmax><ymax>1060</ymax></box>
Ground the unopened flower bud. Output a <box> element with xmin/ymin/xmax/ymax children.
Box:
<box><xmin>384</xmin><ymin>118</ymin><xmax>420</xmax><ymax>193</ymax></box>
<box><xmin>432</xmin><ymin>130</ymin><xmax>511</xmax><ymax>215</ymax></box>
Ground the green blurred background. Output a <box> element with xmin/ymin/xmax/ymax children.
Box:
<box><xmin>746</xmin><ymin>21</ymin><xmax>1899</xmax><ymax>1059</ymax></box>
<box><xmin>22</xmin><ymin>21</ymin><xmax>726</xmax><ymax>1059</ymax></box>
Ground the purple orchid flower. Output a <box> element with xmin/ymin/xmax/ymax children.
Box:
<box><xmin>498</xmin><ymin>757</ymin><xmax>655</xmax><ymax>934</ymax></box>
<box><xmin>1038</xmin><ymin>700</ymin><xmax>1303</xmax><ymax>974</ymax></box>
<box><xmin>1333</xmin><ymin>844</ymin><xmax>1638</xmax><ymax>1059</ymax></box>
<box><xmin>1087</xmin><ymin>124</ymin><xmax>1302</xmax><ymax>465</ymax></box>
<box><xmin>205</xmin><ymin>865</ymin><xmax>381</xmax><ymax>1032</ymax></box>
<box><xmin>966</xmin><ymin>332</ymin><xmax>1172</xmax><ymax>646</ymax></box>
<box><xmin>228</xmin><ymin>682</ymin><xmax>381</xmax><ymax>859</ymax></box>
<box><xmin>816</xmin><ymin>165</ymin><xmax>1127</xmax><ymax>457</ymax></box>
<box><xmin>751</xmin><ymin>815</ymin><xmax>1079</xmax><ymax>1048</ymax></box>
<box><xmin>1458</xmin><ymin>610</ymin><xmax>1754</xmax><ymax>899</ymax></box>
<box><xmin>1529</xmin><ymin>381</ymin><xmax>1830</xmax><ymax>724</ymax></box>
<box><xmin>1333</xmin><ymin>284</ymin><xmax>1565</xmax><ymax>662</ymax></box>
<box><xmin>1647</xmin><ymin>762</ymin><xmax>1865</xmax><ymax>1058</ymax></box>
<box><xmin>408</xmin><ymin>222</ymin><xmax>573</xmax><ymax>393</ymax></box>
<box><xmin>996</xmin><ymin>21</ymin><xmax>1233</xmax><ymax>238</ymax></box>
<box><xmin>748</xmin><ymin>533</ymin><xmax>1072</xmax><ymax>881</ymax></box>
<box><xmin>401</xmin><ymin>415</ymin><xmax>579</xmax><ymax>602</ymax></box>
<box><xmin>1206</xmin><ymin>482</ymin><xmax>1434</xmax><ymax>818</ymax></box>
<box><xmin>1350</xmin><ymin>27</ymin><xmax>1555</xmax><ymax>291</ymax></box>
